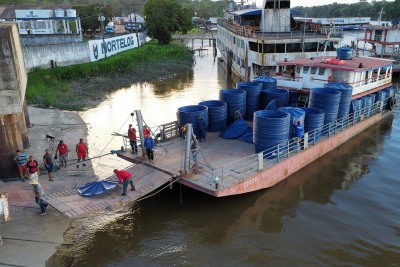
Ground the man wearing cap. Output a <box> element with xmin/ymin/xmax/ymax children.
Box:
<box><xmin>55</xmin><ymin>140</ymin><xmax>68</xmax><ymax>167</ymax></box>
<box><xmin>114</xmin><ymin>169</ymin><xmax>135</xmax><ymax>196</ymax></box>
<box><xmin>128</xmin><ymin>124</ymin><xmax>137</xmax><ymax>154</ymax></box>
<box><xmin>29</xmin><ymin>177</ymin><xmax>48</xmax><ymax>215</ymax></box>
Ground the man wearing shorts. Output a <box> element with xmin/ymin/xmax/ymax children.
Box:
<box><xmin>55</xmin><ymin>140</ymin><xmax>68</xmax><ymax>167</ymax></box>
<box><xmin>43</xmin><ymin>149</ymin><xmax>54</xmax><ymax>181</ymax></box>
<box><xmin>14</xmin><ymin>149</ymin><xmax>28</xmax><ymax>181</ymax></box>
<box><xmin>76</xmin><ymin>138</ymin><xmax>89</xmax><ymax>168</ymax></box>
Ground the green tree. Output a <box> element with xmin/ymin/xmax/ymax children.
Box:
<box><xmin>74</xmin><ymin>4</ymin><xmax>113</xmax><ymax>33</ymax></box>
<box><xmin>144</xmin><ymin>0</ymin><xmax>192</xmax><ymax>44</ymax></box>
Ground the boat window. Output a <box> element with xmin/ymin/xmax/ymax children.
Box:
<box><xmin>286</xmin><ymin>43</ymin><xmax>302</xmax><ymax>52</ymax></box>
<box><xmin>318</xmin><ymin>68</ymin><xmax>326</xmax><ymax>75</ymax></box>
<box><xmin>304</xmin><ymin>42</ymin><xmax>319</xmax><ymax>52</ymax></box>
<box><xmin>249</xmin><ymin>41</ymin><xmax>258</xmax><ymax>52</ymax></box>
<box><xmin>303</xmin><ymin>66</ymin><xmax>309</xmax><ymax>74</ymax></box>
<box><xmin>276</xmin><ymin>44</ymin><xmax>285</xmax><ymax>53</ymax></box>
<box><xmin>311</xmin><ymin>67</ymin><xmax>317</xmax><ymax>75</ymax></box>
<box><xmin>264</xmin><ymin>44</ymin><xmax>275</xmax><ymax>53</ymax></box>
<box><xmin>264</xmin><ymin>0</ymin><xmax>290</xmax><ymax>9</ymax></box>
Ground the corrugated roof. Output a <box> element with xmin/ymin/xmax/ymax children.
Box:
<box><xmin>278</xmin><ymin>56</ymin><xmax>393</xmax><ymax>72</ymax></box>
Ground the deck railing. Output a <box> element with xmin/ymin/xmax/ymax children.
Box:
<box><xmin>198</xmin><ymin>91</ymin><xmax>397</xmax><ymax>190</ymax></box>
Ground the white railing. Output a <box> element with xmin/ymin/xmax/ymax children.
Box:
<box><xmin>196</xmin><ymin>89</ymin><xmax>398</xmax><ymax>190</ymax></box>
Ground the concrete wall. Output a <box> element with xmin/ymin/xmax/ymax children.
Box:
<box><xmin>20</xmin><ymin>34</ymin><xmax>83</xmax><ymax>46</ymax></box>
<box><xmin>0</xmin><ymin>23</ymin><xmax>29</xmax><ymax>179</ymax></box>
<box><xmin>0</xmin><ymin>23</ymin><xmax>27</xmax><ymax>114</ymax></box>
<box><xmin>23</xmin><ymin>41</ymin><xmax>90</xmax><ymax>71</ymax></box>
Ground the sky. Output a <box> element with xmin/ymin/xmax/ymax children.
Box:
<box><xmin>254</xmin><ymin>0</ymin><xmax>377</xmax><ymax>8</ymax></box>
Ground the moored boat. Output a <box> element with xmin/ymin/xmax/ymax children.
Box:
<box><xmin>116</xmin><ymin>48</ymin><xmax>398</xmax><ymax>197</ymax></box>
<box><xmin>216</xmin><ymin>0</ymin><xmax>343</xmax><ymax>81</ymax></box>
<box><xmin>356</xmin><ymin>21</ymin><xmax>400</xmax><ymax>74</ymax></box>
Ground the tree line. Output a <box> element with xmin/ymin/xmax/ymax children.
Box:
<box><xmin>295</xmin><ymin>0</ymin><xmax>400</xmax><ymax>21</ymax></box>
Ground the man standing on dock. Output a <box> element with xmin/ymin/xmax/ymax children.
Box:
<box><xmin>144</xmin><ymin>133</ymin><xmax>154</xmax><ymax>162</ymax></box>
<box><xmin>128</xmin><ymin>124</ymin><xmax>137</xmax><ymax>154</ymax></box>
<box><xmin>55</xmin><ymin>140</ymin><xmax>68</xmax><ymax>167</ymax></box>
<box><xmin>76</xmin><ymin>138</ymin><xmax>89</xmax><ymax>168</ymax></box>
<box><xmin>114</xmin><ymin>169</ymin><xmax>135</xmax><ymax>196</ymax></box>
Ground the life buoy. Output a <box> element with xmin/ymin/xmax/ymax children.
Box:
<box><xmin>328</xmin><ymin>76</ymin><xmax>334</xmax><ymax>82</ymax></box>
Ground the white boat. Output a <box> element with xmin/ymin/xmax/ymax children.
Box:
<box><xmin>356</xmin><ymin>22</ymin><xmax>400</xmax><ymax>73</ymax></box>
<box><xmin>217</xmin><ymin>0</ymin><xmax>343</xmax><ymax>81</ymax></box>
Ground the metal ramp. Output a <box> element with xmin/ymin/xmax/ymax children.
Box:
<box><xmin>42</xmin><ymin>163</ymin><xmax>174</xmax><ymax>218</ymax></box>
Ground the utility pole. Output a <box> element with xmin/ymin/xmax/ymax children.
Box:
<box><xmin>97</xmin><ymin>4</ymin><xmax>106</xmax><ymax>58</ymax></box>
<box><xmin>132</xmin><ymin>3</ymin><xmax>140</xmax><ymax>48</ymax></box>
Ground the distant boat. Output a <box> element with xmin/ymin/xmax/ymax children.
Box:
<box><xmin>356</xmin><ymin>20</ymin><xmax>400</xmax><ymax>73</ymax></box>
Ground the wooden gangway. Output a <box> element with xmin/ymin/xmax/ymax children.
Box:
<box><xmin>42</xmin><ymin>162</ymin><xmax>176</xmax><ymax>218</ymax></box>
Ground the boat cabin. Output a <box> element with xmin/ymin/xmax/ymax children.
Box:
<box><xmin>275</xmin><ymin>55</ymin><xmax>393</xmax><ymax>98</ymax></box>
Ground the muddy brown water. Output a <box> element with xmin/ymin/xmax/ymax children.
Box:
<box><xmin>49</xmin><ymin>38</ymin><xmax>400</xmax><ymax>266</ymax></box>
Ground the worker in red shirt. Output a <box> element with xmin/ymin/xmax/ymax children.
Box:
<box><xmin>76</xmin><ymin>138</ymin><xmax>89</xmax><ymax>168</ymax></box>
<box><xmin>114</xmin><ymin>169</ymin><xmax>135</xmax><ymax>196</ymax></box>
<box><xmin>128</xmin><ymin>124</ymin><xmax>137</xmax><ymax>154</ymax></box>
<box><xmin>55</xmin><ymin>140</ymin><xmax>68</xmax><ymax>167</ymax></box>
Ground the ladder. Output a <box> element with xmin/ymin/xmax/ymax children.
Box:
<box><xmin>297</xmin><ymin>94</ymin><xmax>309</xmax><ymax>107</ymax></box>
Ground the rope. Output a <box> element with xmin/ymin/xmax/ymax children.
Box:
<box><xmin>131</xmin><ymin>176</ymin><xmax>182</xmax><ymax>203</ymax></box>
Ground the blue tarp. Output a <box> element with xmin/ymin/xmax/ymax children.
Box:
<box><xmin>78</xmin><ymin>179</ymin><xmax>119</xmax><ymax>197</ymax></box>
<box><xmin>239</xmin><ymin>128</ymin><xmax>254</xmax><ymax>143</ymax></box>
<box><xmin>220</xmin><ymin>119</ymin><xmax>248</xmax><ymax>139</ymax></box>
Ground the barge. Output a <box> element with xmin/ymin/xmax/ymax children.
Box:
<box><xmin>116</xmin><ymin>50</ymin><xmax>398</xmax><ymax>197</ymax></box>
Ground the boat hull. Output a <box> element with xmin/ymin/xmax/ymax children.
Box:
<box><xmin>179</xmin><ymin>109</ymin><xmax>393</xmax><ymax>197</ymax></box>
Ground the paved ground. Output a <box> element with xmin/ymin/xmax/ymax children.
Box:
<box><xmin>0</xmin><ymin>106</ymin><xmax>96</xmax><ymax>267</ymax></box>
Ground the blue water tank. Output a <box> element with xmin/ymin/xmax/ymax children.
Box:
<box><xmin>198</xmin><ymin>100</ymin><xmax>227</xmax><ymax>132</ymax></box>
<box><xmin>324</xmin><ymin>82</ymin><xmax>353</xmax><ymax>119</ymax></box>
<box><xmin>262</xmin><ymin>88</ymin><xmax>289</xmax><ymax>109</ymax></box>
<box><xmin>253</xmin><ymin>110</ymin><xmax>290</xmax><ymax>158</ymax></box>
<box><xmin>219</xmin><ymin>89</ymin><xmax>247</xmax><ymax>123</ymax></box>
<box><xmin>278</xmin><ymin>107</ymin><xmax>306</xmax><ymax>138</ymax></box>
<box><xmin>177</xmin><ymin>105</ymin><xmax>209</xmax><ymax>138</ymax></box>
<box><xmin>337</xmin><ymin>46</ymin><xmax>353</xmax><ymax>60</ymax></box>
<box><xmin>252</xmin><ymin>76</ymin><xmax>277</xmax><ymax>89</ymax></box>
<box><xmin>363</xmin><ymin>95</ymin><xmax>374</xmax><ymax>116</ymax></box>
<box><xmin>309</xmin><ymin>88</ymin><xmax>341</xmax><ymax>124</ymax></box>
<box><xmin>236</xmin><ymin>81</ymin><xmax>263</xmax><ymax>120</ymax></box>
<box><xmin>299</xmin><ymin>107</ymin><xmax>325</xmax><ymax>142</ymax></box>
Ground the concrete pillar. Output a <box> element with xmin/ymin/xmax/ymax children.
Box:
<box><xmin>0</xmin><ymin>23</ymin><xmax>29</xmax><ymax>179</ymax></box>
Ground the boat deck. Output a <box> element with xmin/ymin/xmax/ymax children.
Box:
<box><xmin>117</xmin><ymin>132</ymin><xmax>256</xmax><ymax>192</ymax></box>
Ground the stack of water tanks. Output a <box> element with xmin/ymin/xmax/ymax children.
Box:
<box><xmin>219</xmin><ymin>89</ymin><xmax>246</xmax><ymax>123</ymax></box>
<box><xmin>323</xmin><ymin>82</ymin><xmax>353</xmax><ymax>119</ymax></box>
<box><xmin>198</xmin><ymin>100</ymin><xmax>227</xmax><ymax>132</ymax></box>
<box><xmin>253</xmin><ymin>110</ymin><xmax>290</xmax><ymax>158</ymax></box>
<box><xmin>177</xmin><ymin>105</ymin><xmax>208</xmax><ymax>138</ymax></box>
<box><xmin>236</xmin><ymin>81</ymin><xmax>262</xmax><ymax>120</ymax></box>
<box><xmin>300</xmin><ymin>107</ymin><xmax>325</xmax><ymax>142</ymax></box>
<box><xmin>309</xmin><ymin>88</ymin><xmax>341</xmax><ymax>135</ymax></box>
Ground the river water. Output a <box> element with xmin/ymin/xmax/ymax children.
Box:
<box><xmin>51</xmin><ymin>35</ymin><xmax>400</xmax><ymax>266</ymax></box>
